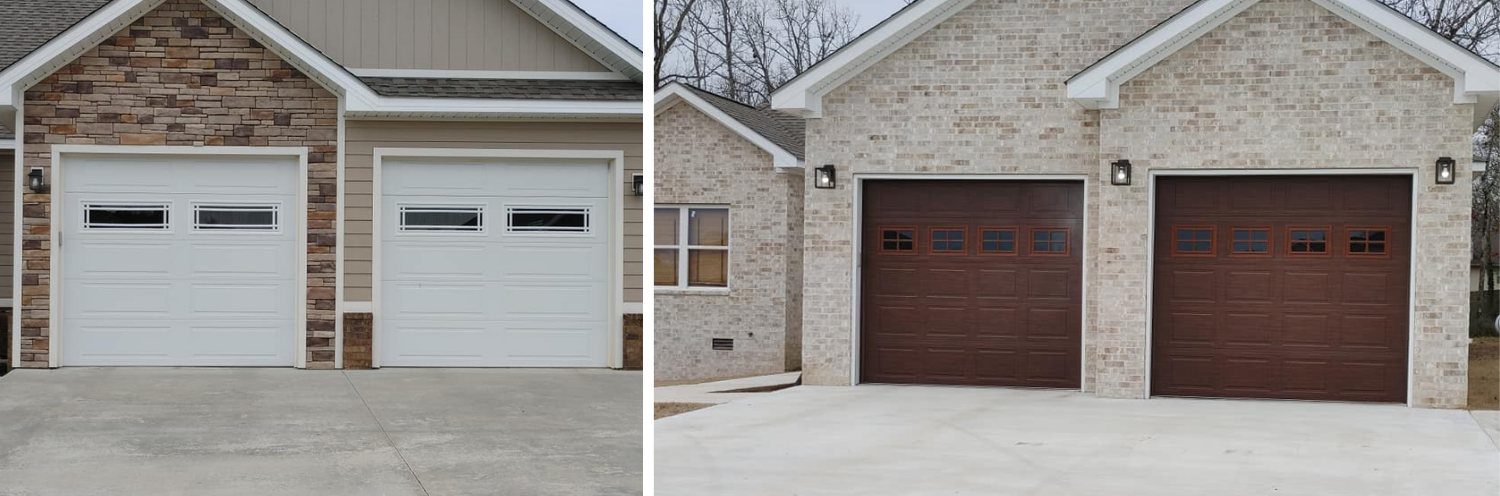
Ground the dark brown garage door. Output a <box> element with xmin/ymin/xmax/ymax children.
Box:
<box><xmin>860</xmin><ymin>180</ymin><xmax>1082</xmax><ymax>387</ymax></box>
<box><xmin>1152</xmin><ymin>176</ymin><xmax>1410</xmax><ymax>402</ymax></box>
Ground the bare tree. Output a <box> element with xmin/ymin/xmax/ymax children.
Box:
<box><xmin>654</xmin><ymin>0</ymin><xmax>702</xmax><ymax>88</ymax></box>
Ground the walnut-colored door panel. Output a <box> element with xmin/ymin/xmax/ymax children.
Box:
<box><xmin>1152</xmin><ymin>176</ymin><xmax>1410</xmax><ymax>402</ymax></box>
<box><xmin>861</xmin><ymin>181</ymin><xmax>1082</xmax><ymax>387</ymax></box>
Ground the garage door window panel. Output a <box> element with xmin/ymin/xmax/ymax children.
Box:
<box><xmin>507</xmin><ymin>206</ymin><xmax>590</xmax><ymax>234</ymax></box>
<box><xmin>879</xmin><ymin>226</ymin><xmax>917</xmax><ymax>254</ymax></box>
<box><xmin>655</xmin><ymin>206</ymin><xmax>730</xmax><ymax>289</ymax></box>
<box><xmin>84</xmin><ymin>204</ymin><xmax>170</xmax><ymax>230</ymax></box>
<box><xmin>1172</xmin><ymin>226</ymin><xmax>1215</xmax><ymax>257</ymax></box>
<box><xmin>194</xmin><ymin>204</ymin><xmax>279</xmax><ymax>231</ymax></box>
<box><xmin>929</xmin><ymin>227</ymin><xmax>966</xmax><ymax>255</ymax></box>
<box><xmin>1288</xmin><ymin>227</ymin><xmax>1331</xmax><ymax>256</ymax></box>
<box><xmin>400</xmin><ymin>205</ymin><xmax>484</xmax><ymax>233</ymax></box>
<box><xmin>979</xmin><ymin>228</ymin><xmax>1018</xmax><ymax>256</ymax></box>
<box><xmin>1347</xmin><ymin>227</ymin><xmax>1390</xmax><ymax>257</ymax></box>
<box><xmin>1230</xmin><ymin>227</ymin><xmax>1271</xmax><ymax>256</ymax></box>
<box><xmin>1030</xmin><ymin>228</ymin><xmax>1070</xmax><ymax>256</ymax></box>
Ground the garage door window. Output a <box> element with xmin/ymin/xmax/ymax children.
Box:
<box><xmin>1230</xmin><ymin>228</ymin><xmax>1271</xmax><ymax>256</ymax></box>
<box><xmin>929</xmin><ymin>227</ymin><xmax>966</xmax><ymax>254</ymax></box>
<box><xmin>655</xmin><ymin>206</ymin><xmax>729</xmax><ymax>289</ymax></box>
<box><xmin>84</xmin><ymin>204</ymin><xmax>169</xmax><ymax>230</ymax></box>
<box><xmin>1031</xmin><ymin>228</ymin><xmax>1070</xmax><ymax>256</ymax></box>
<box><xmin>507</xmin><ymin>207</ymin><xmax>590</xmax><ymax>234</ymax></box>
<box><xmin>1173</xmin><ymin>226</ymin><xmax>1215</xmax><ymax>256</ymax></box>
<box><xmin>1288</xmin><ymin>227</ymin><xmax>1330</xmax><ymax>255</ymax></box>
<box><xmin>1347</xmin><ymin>227</ymin><xmax>1389</xmax><ymax>256</ymax></box>
<box><xmin>400</xmin><ymin>205</ymin><xmax>484</xmax><ymax>233</ymax></box>
<box><xmin>880</xmin><ymin>226</ymin><xmax>917</xmax><ymax>253</ymax></box>
<box><xmin>979</xmin><ymin>228</ymin><xmax>1017</xmax><ymax>255</ymax></box>
<box><xmin>195</xmin><ymin>204</ymin><xmax>278</xmax><ymax>231</ymax></box>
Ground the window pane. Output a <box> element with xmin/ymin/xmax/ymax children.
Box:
<box><xmin>1051</xmin><ymin>242</ymin><xmax>1066</xmax><ymax>252</ymax></box>
<box><xmin>1176</xmin><ymin>229</ymin><xmax>1192</xmax><ymax>240</ymax></box>
<box><xmin>1000</xmin><ymin>241</ymin><xmax>1015</xmax><ymax>252</ymax></box>
<box><xmin>688</xmin><ymin>249</ymin><xmax>728</xmax><ymax>287</ymax></box>
<box><xmin>1292</xmin><ymin>242</ymin><xmax>1308</xmax><ymax>252</ymax></box>
<box><xmin>1252</xmin><ymin>242</ymin><xmax>1267</xmax><ymax>252</ymax></box>
<box><xmin>1037</xmin><ymin>241</ymin><xmax>1051</xmax><ymax>252</ymax></box>
<box><xmin>884</xmin><ymin>240</ymin><xmax>901</xmax><ymax>251</ymax></box>
<box><xmin>1368</xmin><ymin>231</ymin><xmax>1385</xmax><ymax>242</ymax></box>
<box><xmin>1051</xmin><ymin>231</ymin><xmax>1066</xmax><ymax>242</ymax></box>
<box><xmin>654</xmin><ymin>208</ymin><xmax>680</xmax><ymax>245</ymax></box>
<box><xmin>1370</xmin><ymin>243</ymin><xmax>1385</xmax><ymax>253</ymax></box>
<box><xmin>85</xmin><ymin>205</ymin><xmax>169</xmax><ymax>229</ymax></box>
<box><xmin>402</xmin><ymin>207</ymin><xmax>482</xmax><ymax>232</ymax></box>
<box><xmin>509</xmin><ymin>208</ymin><xmax>588</xmax><ymax>232</ymax></box>
<box><xmin>654</xmin><ymin>249</ymin><xmax>678</xmax><ymax>285</ymax></box>
<box><xmin>1233</xmin><ymin>242</ymin><xmax>1249</xmax><ymax>252</ymax></box>
<box><xmin>196</xmin><ymin>205</ymin><xmax>276</xmax><ymax>230</ymax></box>
<box><xmin>1311</xmin><ymin>242</ymin><xmax>1326</xmax><ymax>252</ymax></box>
<box><xmin>982</xmin><ymin>240</ymin><xmax>1000</xmax><ymax>252</ymax></box>
<box><xmin>688</xmin><ymin>209</ymin><xmax>729</xmax><ymax>246</ymax></box>
<box><xmin>1350</xmin><ymin>243</ymin><xmax>1367</xmax><ymax>253</ymax></box>
<box><xmin>1310</xmin><ymin>231</ymin><xmax>1326</xmax><ymax>241</ymax></box>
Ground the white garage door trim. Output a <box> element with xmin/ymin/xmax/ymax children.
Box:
<box><xmin>371</xmin><ymin>148</ymin><xmax>626</xmax><ymax>368</ymax></box>
<box><xmin>48</xmin><ymin>145</ymin><xmax>310</xmax><ymax>368</ymax></box>
<box><xmin>1143</xmin><ymin>168</ymin><xmax>1419</xmax><ymax>406</ymax></box>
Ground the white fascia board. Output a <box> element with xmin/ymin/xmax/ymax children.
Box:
<box><xmin>770</xmin><ymin>0</ymin><xmax>976</xmax><ymax>117</ymax></box>
<box><xmin>0</xmin><ymin>139</ymin><xmax>14</xmax><ymax>150</ymax></box>
<box><xmin>657</xmin><ymin>84</ymin><xmax>802</xmax><ymax>168</ymax></box>
<box><xmin>1067</xmin><ymin>0</ymin><xmax>1500</xmax><ymax>110</ymax></box>
<box><xmin>349</xmin><ymin>68</ymin><xmax>629</xmax><ymax>81</ymax></box>
<box><xmin>348</xmin><ymin>97</ymin><xmax>641</xmax><ymax>117</ymax></box>
<box><xmin>510</xmin><ymin>0</ymin><xmax>644</xmax><ymax>82</ymax></box>
<box><xmin>0</xmin><ymin>0</ymin><xmax>165</xmax><ymax>107</ymax></box>
<box><xmin>1475</xmin><ymin>162</ymin><xmax>1488</xmax><ymax>173</ymax></box>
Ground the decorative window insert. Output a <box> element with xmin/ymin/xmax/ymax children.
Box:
<box><xmin>929</xmin><ymin>227</ymin><xmax>966</xmax><ymax>254</ymax></box>
<box><xmin>979</xmin><ymin>228</ymin><xmax>1017</xmax><ymax>255</ymax></box>
<box><xmin>194</xmin><ymin>204</ymin><xmax>278</xmax><ymax>231</ymax></box>
<box><xmin>1173</xmin><ymin>226</ymin><xmax>1215</xmax><ymax>256</ymax></box>
<box><xmin>879</xmin><ymin>226</ymin><xmax>917</xmax><ymax>253</ymax></box>
<box><xmin>83</xmin><ymin>204</ymin><xmax>169</xmax><ymax>230</ymax></box>
<box><xmin>399</xmin><ymin>205</ymin><xmax>484</xmax><ymax>233</ymax></box>
<box><xmin>1287</xmin><ymin>227</ymin><xmax>1330</xmax><ymax>255</ymax></box>
<box><xmin>1030</xmin><ymin>228</ymin><xmax>1070</xmax><ymax>255</ymax></box>
<box><xmin>1347</xmin><ymin>227</ymin><xmax>1389</xmax><ymax>257</ymax></box>
<box><xmin>655</xmin><ymin>206</ymin><xmax>730</xmax><ymax>289</ymax></box>
<box><xmin>1230</xmin><ymin>228</ymin><xmax>1271</xmax><ymax>255</ymax></box>
<box><xmin>506</xmin><ymin>207</ymin><xmax>589</xmax><ymax>233</ymax></box>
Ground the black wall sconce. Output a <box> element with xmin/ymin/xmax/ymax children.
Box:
<box><xmin>632</xmin><ymin>173</ymin><xmax>644</xmax><ymax>196</ymax></box>
<box><xmin>1110</xmin><ymin>160</ymin><xmax>1132</xmax><ymax>186</ymax></box>
<box><xmin>815</xmin><ymin>164</ymin><xmax>836</xmax><ymax>189</ymax></box>
<box><xmin>1435</xmin><ymin>157</ymin><xmax>1455</xmax><ymax>185</ymax></box>
<box><xmin>27</xmin><ymin>167</ymin><xmax>45</xmax><ymax>193</ymax></box>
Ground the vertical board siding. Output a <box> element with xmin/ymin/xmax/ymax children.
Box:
<box><xmin>345</xmin><ymin>120</ymin><xmax>643</xmax><ymax>303</ymax></box>
<box><xmin>0</xmin><ymin>150</ymin><xmax>11</xmax><ymax>301</ymax></box>
<box><xmin>248</xmin><ymin>0</ymin><xmax>610</xmax><ymax>72</ymax></box>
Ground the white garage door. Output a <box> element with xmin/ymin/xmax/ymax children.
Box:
<box><xmin>60</xmin><ymin>154</ymin><xmax>298</xmax><ymax>366</ymax></box>
<box><xmin>381</xmin><ymin>157</ymin><xmax>609</xmax><ymax>367</ymax></box>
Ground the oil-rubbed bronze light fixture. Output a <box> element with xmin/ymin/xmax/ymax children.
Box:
<box><xmin>815</xmin><ymin>164</ymin><xmax>836</xmax><ymax>189</ymax></box>
<box><xmin>632</xmin><ymin>173</ymin><xmax>644</xmax><ymax>196</ymax></box>
<box><xmin>1435</xmin><ymin>157</ymin><xmax>1456</xmax><ymax>185</ymax></box>
<box><xmin>27</xmin><ymin>167</ymin><xmax>45</xmax><ymax>193</ymax></box>
<box><xmin>1110</xmin><ymin>160</ymin><xmax>1132</xmax><ymax>186</ymax></box>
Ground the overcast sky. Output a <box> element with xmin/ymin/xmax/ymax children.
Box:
<box><xmin>840</xmin><ymin>0</ymin><xmax>914</xmax><ymax>33</ymax></box>
<box><xmin>572</xmin><ymin>0</ymin><xmax>645</xmax><ymax>47</ymax></box>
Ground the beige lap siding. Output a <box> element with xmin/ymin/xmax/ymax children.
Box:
<box><xmin>18</xmin><ymin>0</ymin><xmax>339</xmax><ymax>368</ymax></box>
<box><xmin>343</xmin><ymin>120</ymin><xmax>644</xmax><ymax>304</ymax></box>
<box><xmin>0</xmin><ymin>150</ymin><xmax>11</xmax><ymax>302</ymax></box>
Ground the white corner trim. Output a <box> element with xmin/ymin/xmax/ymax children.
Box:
<box><xmin>348</xmin><ymin>68</ymin><xmax>630</xmax><ymax>81</ymax></box>
<box><xmin>1066</xmin><ymin>0</ymin><xmax>1500</xmax><ymax>109</ymax></box>
<box><xmin>769</xmin><ymin>0</ymin><xmax>977</xmax><ymax>117</ymax></box>
<box><xmin>1475</xmin><ymin>162</ymin><xmax>1489</xmax><ymax>173</ymax></box>
<box><xmin>621</xmin><ymin>302</ymin><xmax>643</xmax><ymax>314</ymax></box>
<box><xmin>508</xmin><ymin>0</ymin><xmax>644</xmax><ymax>81</ymax></box>
<box><xmin>0</xmin><ymin>299</ymin><xmax>13</xmax><ymax>308</ymax></box>
<box><xmin>657</xmin><ymin>84</ymin><xmax>803</xmax><ymax>168</ymax></box>
<box><xmin>343</xmin><ymin>301</ymin><xmax>374</xmax><ymax>313</ymax></box>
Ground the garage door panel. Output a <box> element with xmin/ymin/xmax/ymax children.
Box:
<box><xmin>1222</xmin><ymin>357</ymin><xmax>1273</xmax><ymax>393</ymax></box>
<box><xmin>1342</xmin><ymin>273</ymin><xmax>1390</xmax><ymax>303</ymax></box>
<box><xmin>974</xmin><ymin>350</ymin><xmax>1020</xmax><ymax>381</ymax></box>
<box><xmin>924</xmin><ymin>269</ymin><xmax>969</xmax><ymax>296</ymax></box>
<box><xmin>496</xmin><ymin>162</ymin><xmax>609</xmax><ymax>198</ymax></box>
<box><xmin>384</xmin><ymin>161</ymin><xmax>489</xmax><ymax>195</ymax></box>
<box><xmin>187</xmin><ymin>324</ymin><xmax>290</xmax><ymax>360</ymax></box>
<box><xmin>1026</xmin><ymin>269</ymin><xmax>1071</xmax><ymax>299</ymax></box>
<box><xmin>187</xmin><ymin>161</ymin><xmax>298</xmax><ymax>195</ymax></box>
<box><xmin>975</xmin><ymin>308</ymin><xmax>1020</xmax><ymax>338</ymax></box>
<box><xmin>501</xmin><ymin>323</ymin><xmax>606</xmax><ymax>366</ymax></box>
<box><xmin>188</xmin><ymin>243</ymin><xmax>289</xmax><ymax>278</ymax></box>
<box><xmin>385</xmin><ymin>243</ymin><xmax>488</xmax><ymax>280</ymax></box>
<box><xmin>1282</xmin><ymin>272</ymin><xmax>1333</xmax><ymax>303</ymax></box>
<box><xmin>1167</xmin><ymin>270</ymin><xmax>1216</xmax><ymax>303</ymax></box>
<box><xmin>499</xmin><ymin>244</ymin><xmax>609</xmax><ymax>280</ymax></box>
<box><xmin>69</xmin><ymin>241</ymin><xmax>175</xmax><ymax>278</ymax></box>
<box><xmin>1163</xmin><ymin>311</ymin><xmax>1216</xmax><ymax>345</ymax></box>
<box><xmin>922</xmin><ymin>348</ymin><xmax>969</xmax><ymax>379</ymax></box>
<box><xmin>1339</xmin><ymin>315</ymin><xmax>1394</xmax><ymax>349</ymax></box>
<box><xmin>499</xmin><ymin>283</ymin><xmax>607</xmax><ymax>320</ymax></box>
<box><xmin>188</xmin><ymin>284</ymin><xmax>288</xmax><ymax>317</ymax></box>
<box><xmin>1223</xmin><ymin>313</ymin><xmax>1274</xmax><ymax>346</ymax></box>
<box><xmin>924</xmin><ymin>307</ymin><xmax>970</xmax><ymax>338</ymax></box>
<box><xmin>73</xmin><ymin>282</ymin><xmax>174</xmax><ymax>316</ymax></box>
<box><xmin>387</xmin><ymin>282</ymin><xmax>488</xmax><ymax>320</ymax></box>
<box><xmin>1026</xmin><ymin>308</ymin><xmax>1073</xmax><ymax>340</ymax></box>
<box><xmin>1224</xmin><ymin>271</ymin><xmax>1274</xmax><ymax>303</ymax></box>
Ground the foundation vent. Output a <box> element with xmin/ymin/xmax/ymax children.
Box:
<box><xmin>712</xmin><ymin>338</ymin><xmax>734</xmax><ymax>351</ymax></box>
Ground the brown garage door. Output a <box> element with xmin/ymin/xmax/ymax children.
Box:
<box><xmin>1152</xmin><ymin>176</ymin><xmax>1410</xmax><ymax>402</ymax></box>
<box><xmin>860</xmin><ymin>180</ymin><xmax>1082</xmax><ymax>387</ymax></box>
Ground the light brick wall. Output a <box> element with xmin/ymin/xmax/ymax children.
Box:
<box><xmin>799</xmin><ymin>0</ymin><xmax>1474</xmax><ymax>407</ymax></box>
<box><xmin>654</xmin><ymin>103</ymin><xmax>803</xmax><ymax>382</ymax></box>
<box><xmin>1099</xmin><ymin>0</ymin><xmax>1473</xmax><ymax>406</ymax></box>
<box><xmin>18</xmin><ymin>0</ymin><xmax>339</xmax><ymax>368</ymax></box>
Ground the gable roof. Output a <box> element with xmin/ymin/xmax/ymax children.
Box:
<box><xmin>1065</xmin><ymin>0</ymin><xmax>1500</xmax><ymax>124</ymax></box>
<box><xmin>0</xmin><ymin>0</ymin><xmax>111</xmax><ymax>73</ymax></box>
<box><xmin>656</xmin><ymin>83</ymin><xmax>805</xmax><ymax>168</ymax></box>
<box><xmin>0</xmin><ymin>0</ymin><xmax>642</xmax><ymax>120</ymax></box>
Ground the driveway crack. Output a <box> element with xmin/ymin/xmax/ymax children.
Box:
<box><xmin>344</xmin><ymin>371</ymin><xmax>431</xmax><ymax>496</ymax></box>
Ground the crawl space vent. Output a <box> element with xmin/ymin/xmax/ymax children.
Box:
<box><xmin>712</xmin><ymin>338</ymin><xmax>734</xmax><ymax>351</ymax></box>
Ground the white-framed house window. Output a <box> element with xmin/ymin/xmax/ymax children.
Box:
<box><xmin>655</xmin><ymin>205</ymin><xmax>729</xmax><ymax>289</ymax></box>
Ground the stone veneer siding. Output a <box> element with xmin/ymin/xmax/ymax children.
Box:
<box><xmin>800</xmin><ymin>0</ymin><xmax>1473</xmax><ymax>407</ymax></box>
<box><xmin>655</xmin><ymin>103</ymin><xmax>804</xmax><ymax>382</ymax></box>
<box><xmin>342</xmin><ymin>313</ymin><xmax>374</xmax><ymax>369</ymax></box>
<box><xmin>623</xmin><ymin>314</ymin><xmax>643</xmax><ymax>370</ymax></box>
<box><xmin>19</xmin><ymin>0</ymin><xmax>339</xmax><ymax>368</ymax></box>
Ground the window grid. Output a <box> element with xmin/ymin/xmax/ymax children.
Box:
<box><xmin>1172</xmin><ymin>225</ymin><xmax>1215</xmax><ymax>257</ymax></box>
<box><xmin>1287</xmin><ymin>226</ymin><xmax>1331</xmax><ymax>256</ymax></box>
<box><xmin>398</xmin><ymin>205</ymin><xmax>485</xmax><ymax>233</ymax></box>
<box><xmin>1229</xmin><ymin>227</ymin><xmax>1271</xmax><ymax>256</ymax></box>
<box><xmin>929</xmin><ymin>227</ymin><xmax>967</xmax><ymax>255</ymax></box>
<box><xmin>655</xmin><ymin>206</ymin><xmax>730</xmax><ymax>289</ymax></box>
<box><xmin>978</xmin><ymin>227</ymin><xmax>1018</xmax><ymax>256</ymax></box>
<box><xmin>878</xmin><ymin>225</ymin><xmax>918</xmax><ymax>254</ymax></box>
<box><xmin>83</xmin><ymin>203</ymin><xmax>170</xmax><ymax>230</ymax></box>
<box><xmin>193</xmin><ymin>204</ymin><xmax>279</xmax><ymax>232</ymax></box>
<box><xmin>1030</xmin><ymin>228</ymin><xmax>1070</xmax><ymax>256</ymax></box>
<box><xmin>505</xmin><ymin>206</ymin><xmax>590</xmax><ymax>234</ymax></box>
<box><xmin>1346</xmin><ymin>226</ymin><xmax>1391</xmax><ymax>258</ymax></box>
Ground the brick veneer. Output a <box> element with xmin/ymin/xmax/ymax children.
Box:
<box><xmin>623</xmin><ymin>313</ymin><xmax>643</xmax><ymax>370</ymax></box>
<box><xmin>798</xmin><ymin>0</ymin><xmax>1474</xmax><ymax>407</ymax></box>
<box><xmin>18</xmin><ymin>0</ymin><xmax>339</xmax><ymax>368</ymax></box>
<box><xmin>342</xmin><ymin>313</ymin><xmax>373</xmax><ymax>369</ymax></box>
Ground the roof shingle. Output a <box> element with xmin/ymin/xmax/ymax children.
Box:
<box><xmin>0</xmin><ymin>0</ymin><xmax>111</xmax><ymax>72</ymax></box>
<box><xmin>361</xmin><ymin>77</ymin><xmax>642</xmax><ymax>101</ymax></box>
<box><xmin>680</xmin><ymin>85</ymin><xmax>805</xmax><ymax>160</ymax></box>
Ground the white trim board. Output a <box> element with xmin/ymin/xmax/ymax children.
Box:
<box><xmin>507</xmin><ymin>0</ymin><xmax>644</xmax><ymax>82</ymax></box>
<box><xmin>45</xmin><ymin>145</ymin><xmax>311</xmax><ymax>369</ymax></box>
<box><xmin>657</xmin><ymin>84</ymin><xmax>803</xmax><ymax>168</ymax></box>
<box><xmin>371</xmin><ymin>147</ymin><xmax>628</xmax><ymax>369</ymax></box>
<box><xmin>1142</xmin><ymin>168</ymin><xmax>1420</xmax><ymax>406</ymax></box>
<box><xmin>0</xmin><ymin>139</ymin><xmax>16</xmax><ymax>150</ymax></box>
<box><xmin>1065</xmin><ymin>0</ymin><xmax>1500</xmax><ymax>115</ymax></box>
<box><xmin>348</xmin><ymin>69</ymin><xmax>630</xmax><ymax>81</ymax></box>
<box><xmin>848</xmin><ymin>174</ymin><xmax>1090</xmax><ymax>390</ymax></box>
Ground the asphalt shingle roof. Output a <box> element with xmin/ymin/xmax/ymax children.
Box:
<box><xmin>681</xmin><ymin>85</ymin><xmax>805</xmax><ymax>160</ymax></box>
<box><xmin>361</xmin><ymin>77</ymin><xmax>642</xmax><ymax>101</ymax></box>
<box><xmin>0</xmin><ymin>0</ymin><xmax>111</xmax><ymax>72</ymax></box>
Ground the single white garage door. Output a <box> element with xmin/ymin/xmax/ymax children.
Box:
<box><xmin>381</xmin><ymin>157</ymin><xmax>610</xmax><ymax>367</ymax></box>
<box><xmin>60</xmin><ymin>154</ymin><xmax>299</xmax><ymax>366</ymax></box>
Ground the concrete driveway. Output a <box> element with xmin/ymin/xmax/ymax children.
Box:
<box><xmin>0</xmin><ymin>368</ymin><xmax>641</xmax><ymax>496</ymax></box>
<box><xmin>656</xmin><ymin>385</ymin><xmax>1499</xmax><ymax>496</ymax></box>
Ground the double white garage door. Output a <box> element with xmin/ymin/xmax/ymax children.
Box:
<box><xmin>57</xmin><ymin>153</ymin><xmax>609</xmax><ymax>368</ymax></box>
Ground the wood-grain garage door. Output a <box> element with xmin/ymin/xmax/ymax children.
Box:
<box><xmin>860</xmin><ymin>181</ymin><xmax>1082</xmax><ymax>387</ymax></box>
<box><xmin>1152</xmin><ymin>176</ymin><xmax>1410</xmax><ymax>402</ymax></box>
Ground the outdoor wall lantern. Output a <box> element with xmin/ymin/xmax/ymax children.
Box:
<box><xmin>1435</xmin><ymin>157</ymin><xmax>1456</xmax><ymax>185</ymax></box>
<box><xmin>1110</xmin><ymin>160</ymin><xmax>1132</xmax><ymax>186</ymax></box>
<box><xmin>27</xmin><ymin>167</ymin><xmax>45</xmax><ymax>193</ymax></box>
<box><xmin>632</xmin><ymin>173</ymin><xmax>644</xmax><ymax>196</ymax></box>
<box><xmin>815</xmin><ymin>164</ymin><xmax>836</xmax><ymax>189</ymax></box>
